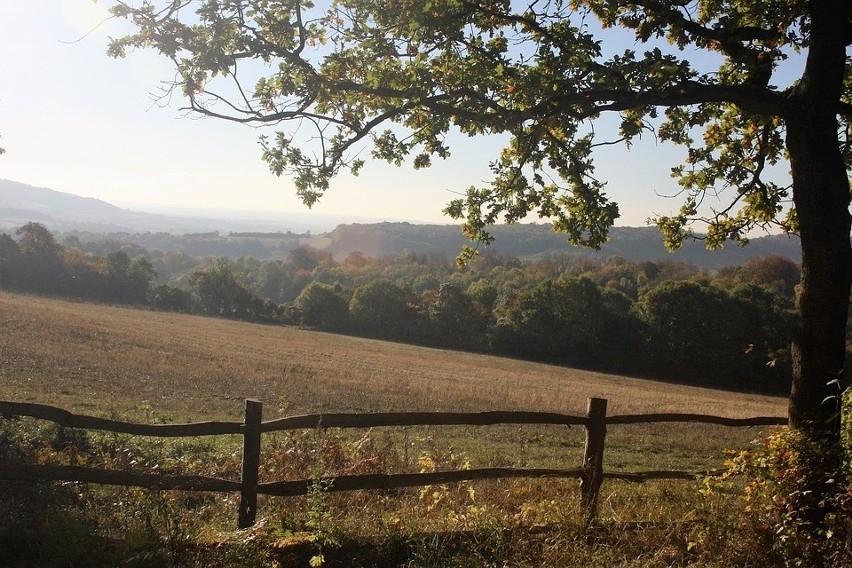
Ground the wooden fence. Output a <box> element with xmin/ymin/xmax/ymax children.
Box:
<box><xmin>0</xmin><ymin>398</ymin><xmax>787</xmax><ymax>528</ymax></box>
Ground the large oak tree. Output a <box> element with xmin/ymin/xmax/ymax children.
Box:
<box><xmin>108</xmin><ymin>0</ymin><xmax>851</xmax><ymax>436</ymax></box>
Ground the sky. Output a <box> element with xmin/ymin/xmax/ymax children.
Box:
<box><xmin>0</xmin><ymin>1</ymin><xmax>795</xmax><ymax>228</ymax></box>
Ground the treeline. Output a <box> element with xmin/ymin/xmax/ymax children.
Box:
<box><xmin>0</xmin><ymin>223</ymin><xmax>156</xmax><ymax>305</ymax></box>
<box><xmin>56</xmin><ymin>223</ymin><xmax>802</xmax><ymax>266</ymax></box>
<box><xmin>324</xmin><ymin>223</ymin><xmax>801</xmax><ymax>266</ymax></box>
<box><xmin>61</xmin><ymin>229</ymin><xmax>308</xmax><ymax>260</ymax></box>
<box><xmin>1</xmin><ymin>223</ymin><xmax>801</xmax><ymax>394</ymax></box>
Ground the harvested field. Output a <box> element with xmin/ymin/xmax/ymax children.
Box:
<box><xmin>0</xmin><ymin>292</ymin><xmax>786</xmax><ymax>422</ymax></box>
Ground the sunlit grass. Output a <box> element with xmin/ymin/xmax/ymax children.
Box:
<box><xmin>0</xmin><ymin>292</ymin><xmax>785</xmax><ymax>418</ymax></box>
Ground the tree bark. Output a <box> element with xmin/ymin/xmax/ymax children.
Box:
<box><xmin>785</xmin><ymin>0</ymin><xmax>852</xmax><ymax>437</ymax></box>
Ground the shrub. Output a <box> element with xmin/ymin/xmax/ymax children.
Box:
<box><xmin>715</xmin><ymin>425</ymin><xmax>852</xmax><ymax>568</ymax></box>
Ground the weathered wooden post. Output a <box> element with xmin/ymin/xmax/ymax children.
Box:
<box><xmin>238</xmin><ymin>398</ymin><xmax>263</xmax><ymax>529</ymax></box>
<box><xmin>580</xmin><ymin>397</ymin><xmax>607</xmax><ymax>525</ymax></box>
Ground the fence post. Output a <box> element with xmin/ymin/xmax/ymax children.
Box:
<box><xmin>238</xmin><ymin>399</ymin><xmax>263</xmax><ymax>529</ymax></box>
<box><xmin>580</xmin><ymin>397</ymin><xmax>607</xmax><ymax>525</ymax></box>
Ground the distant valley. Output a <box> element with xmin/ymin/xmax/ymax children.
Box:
<box><xmin>0</xmin><ymin>178</ymin><xmax>800</xmax><ymax>267</ymax></box>
<box><xmin>0</xmin><ymin>178</ymin><xmax>377</xmax><ymax>235</ymax></box>
<box><xmin>323</xmin><ymin>222</ymin><xmax>800</xmax><ymax>268</ymax></box>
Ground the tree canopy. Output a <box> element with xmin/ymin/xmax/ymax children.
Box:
<box><xmin>108</xmin><ymin>1</ymin><xmax>851</xmax><ymax>435</ymax></box>
<box><xmin>108</xmin><ymin>0</ymin><xmax>828</xmax><ymax>248</ymax></box>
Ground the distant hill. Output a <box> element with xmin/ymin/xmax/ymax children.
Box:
<box><xmin>0</xmin><ymin>178</ymin><xmax>227</xmax><ymax>233</ymax></box>
<box><xmin>326</xmin><ymin>222</ymin><xmax>801</xmax><ymax>267</ymax></box>
<box><xmin>0</xmin><ymin>179</ymin><xmax>370</xmax><ymax>234</ymax></box>
<box><xmin>0</xmin><ymin>179</ymin><xmax>123</xmax><ymax>217</ymax></box>
<box><xmin>0</xmin><ymin>179</ymin><xmax>801</xmax><ymax>267</ymax></box>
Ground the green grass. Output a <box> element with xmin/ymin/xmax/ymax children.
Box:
<box><xmin>0</xmin><ymin>292</ymin><xmax>795</xmax><ymax>567</ymax></box>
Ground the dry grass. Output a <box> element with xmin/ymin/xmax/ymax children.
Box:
<box><xmin>0</xmin><ymin>292</ymin><xmax>786</xmax><ymax>423</ymax></box>
<box><xmin>0</xmin><ymin>292</ymin><xmax>787</xmax><ymax>475</ymax></box>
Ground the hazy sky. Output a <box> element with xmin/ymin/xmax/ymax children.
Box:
<box><xmin>0</xmin><ymin>1</ymin><xmax>794</xmax><ymax>227</ymax></box>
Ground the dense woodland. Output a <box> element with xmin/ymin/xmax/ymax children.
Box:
<box><xmin>0</xmin><ymin>222</ymin><xmax>804</xmax><ymax>394</ymax></box>
<box><xmin>57</xmin><ymin>222</ymin><xmax>802</xmax><ymax>265</ymax></box>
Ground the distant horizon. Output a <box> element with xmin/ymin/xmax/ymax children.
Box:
<box><xmin>0</xmin><ymin>176</ymin><xmax>455</xmax><ymax>233</ymax></box>
<box><xmin>108</xmin><ymin>198</ymin><xmax>457</xmax><ymax>227</ymax></box>
<box><xmin>1</xmin><ymin>176</ymin><xmax>792</xmax><ymax>238</ymax></box>
<box><xmin>0</xmin><ymin>176</ymin><xmax>682</xmax><ymax>236</ymax></box>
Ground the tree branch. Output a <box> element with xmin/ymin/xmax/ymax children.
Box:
<box><xmin>627</xmin><ymin>0</ymin><xmax>780</xmax><ymax>46</ymax></box>
<box><xmin>546</xmin><ymin>81</ymin><xmax>784</xmax><ymax>119</ymax></box>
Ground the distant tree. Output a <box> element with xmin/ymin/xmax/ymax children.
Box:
<box><xmin>730</xmin><ymin>283</ymin><xmax>796</xmax><ymax>384</ymax></box>
<box><xmin>60</xmin><ymin>247</ymin><xmax>104</xmax><ymax>299</ymax></box>
<box><xmin>16</xmin><ymin>222</ymin><xmax>59</xmax><ymax>254</ymax></box>
<box><xmin>635</xmin><ymin>280</ymin><xmax>791</xmax><ymax>390</ymax></box>
<box><xmin>149</xmin><ymin>250</ymin><xmax>200</xmax><ymax>284</ymax></box>
<box><xmin>100</xmin><ymin>251</ymin><xmax>157</xmax><ymax>304</ymax></box>
<box><xmin>378</xmin><ymin>256</ymin><xmax>443</xmax><ymax>292</ymax></box>
<box><xmin>190</xmin><ymin>259</ymin><xmax>254</xmax><ymax>318</ymax></box>
<box><xmin>103</xmin><ymin>251</ymin><xmax>132</xmax><ymax>300</ymax></box>
<box><xmin>496</xmin><ymin>276</ymin><xmax>616</xmax><ymax>367</ymax></box>
<box><xmin>586</xmin><ymin>256</ymin><xmax>644</xmax><ymax>299</ymax></box>
<box><xmin>61</xmin><ymin>234</ymin><xmax>84</xmax><ymax>250</ymax></box>
<box><xmin>410</xmin><ymin>273</ymin><xmax>441</xmax><ymax>294</ymax></box>
<box><xmin>466</xmin><ymin>278</ymin><xmax>499</xmax><ymax>321</ymax></box>
<box><xmin>349</xmin><ymin>280</ymin><xmax>416</xmax><ymax>338</ymax></box>
<box><xmin>737</xmin><ymin>255</ymin><xmax>801</xmax><ymax>301</ymax></box>
<box><xmin>0</xmin><ymin>233</ymin><xmax>20</xmax><ymax>289</ymax></box>
<box><xmin>427</xmin><ymin>283</ymin><xmax>483</xmax><ymax>348</ymax></box>
<box><xmin>294</xmin><ymin>281</ymin><xmax>349</xmax><ymax>331</ymax></box>
<box><xmin>247</xmin><ymin>296</ymin><xmax>283</xmax><ymax>324</ymax></box>
<box><xmin>277</xmin><ymin>267</ymin><xmax>314</xmax><ymax>304</ymax></box>
<box><xmin>15</xmin><ymin>222</ymin><xmax>64</xmax><ymax>292</ymax></box>
<box><xmin>343</xmin><ymin>251</ymin><xmax>370</xmax><ymax>269</ymax></box>
<box><xmin>600</xmin><ymin>286</ymin><xmax>647</xmax><ymax>370</ymax></box>
<box><xmin>126</xmin><ymin>257</ymin><xmax>158</xmax><ymax>304</ymax></box>
<box><xmin>637</xmin><ymin>262</ymin><xmax>662</xmax><ymax>285</ymax></box>
<box><xmin>253</xmin><ymin>260</ymin><xmax>288</xmax><ymax>304</ymax></box>
<box><xmin>151</xmin><ymin>284</ymin><xmax>193</xmax><ymax>313</ymax></box>
<box><xmin>287</xmin><ymin>245</ymin><xmax>333</xmax><ymax>272</ymax></box>
<box><xmin>637</xmin><ymin>281</ymin><xmax>717</xmax><ymax>382</ymax></box>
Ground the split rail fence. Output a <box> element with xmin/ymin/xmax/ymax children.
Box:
<box><xmin>0</xmin><ymin>398</ymin><xmax>787</xmax><ymax>528</ymax></box>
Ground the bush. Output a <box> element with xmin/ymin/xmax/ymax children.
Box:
<box><xmin>714</xmin><ymin>424</ymin><xmax>852</xmax><ymax>568</ymax></box>
<box><xmin>0</xmin><ymin>418</ymin><xmax>103</xmax><ymax>567</ymax></box>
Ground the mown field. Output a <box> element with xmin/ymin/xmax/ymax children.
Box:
<box><xmin>0</xmin><ymin>292</ymin><xmax>792</xmax><ymax>567</ymax></box>
<box><xmin>0</xmin><ymin>292</ymin><xmax>785</xmax><ymax>418</ymax></box>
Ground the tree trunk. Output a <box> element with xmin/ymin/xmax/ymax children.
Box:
<box><xmin>785</xmin><ymin>0</ymin><xmax>852</xmax><ymax>438</ymax></box>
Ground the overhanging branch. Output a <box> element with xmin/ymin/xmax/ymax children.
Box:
<box><xmin>545</xmin><ymin>82</ymin><xmax>784</xmax><ymax>119</ymax></box>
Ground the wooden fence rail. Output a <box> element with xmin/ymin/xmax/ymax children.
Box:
<box><xmin>0</xmin><ymin>398</ymin><xmax>787</xmax><ymax>528</ymax></box>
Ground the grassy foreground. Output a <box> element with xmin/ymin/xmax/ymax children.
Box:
<box><xmin>0</xmin><ymin>292</ymin><xmax>798</xmax><ymax>567</ymax></box>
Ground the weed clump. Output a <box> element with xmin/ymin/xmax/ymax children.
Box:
<box><xmin>693</xmin><ymin>422</ymin><xmax>851</xmax><ymax>568</ymax></box>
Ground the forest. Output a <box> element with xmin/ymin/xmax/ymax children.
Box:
<box><xmin>0</xmin><ymin>222</ymin><xmax>804</xmax><ymax>395</ymax></box>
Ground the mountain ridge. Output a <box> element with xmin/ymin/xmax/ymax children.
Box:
<box><xmin>0</xmin><ymin>179</ymin><xmax>376</xmax><ymax>234</ymax></box>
